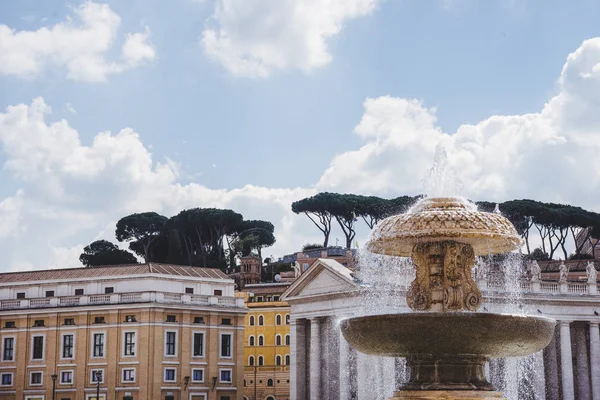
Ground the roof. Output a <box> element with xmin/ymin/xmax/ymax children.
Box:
<box><xmin>0</xmin><ymin>263</ymin><xmax>229</xmax><ymax>284</ymax></box>
<box><xmin>538</xmin><ymin>259</ymin><xmax>598</xmax><ymax>273</ymax></box>
<box><xmin>317</xmin><ymin>258</ymin><xmax>355</xmax><ymax>281</ymax></box>
<box><xmin>242</xmin><ymin>283</ymin><xmax>292</xmax><ymax>295</ymax></box>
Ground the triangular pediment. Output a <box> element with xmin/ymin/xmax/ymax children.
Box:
<box><xmin>282</xmin><ymin>258</ymin><xmax>358</xmax><ymax>300</ymax></box>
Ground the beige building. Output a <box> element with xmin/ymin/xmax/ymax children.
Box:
<box><xmin>0</xmin><ymin>263</ymin><xmax>247</xmax><ymax>400</ymax></box>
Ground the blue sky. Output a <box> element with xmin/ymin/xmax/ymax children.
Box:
<box><xmin>1</xmin><ymin>0</ymin><xmax>600</xmax><ymax>270</ymax></box>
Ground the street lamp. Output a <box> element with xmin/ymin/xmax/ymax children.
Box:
<box><xmin>51</xmin><ymin>373</ymin><xmax>57</xmax><ymax>400</ymax></box>
<box><xmin>95</xmin><ymin>370</ymin><xmax>102</xmax><ymax>400</ymax></box>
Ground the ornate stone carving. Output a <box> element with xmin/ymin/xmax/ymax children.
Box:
<box><xmin>407</xmin><ymin>241</ymin><xmax>482</xmax><ymax>312</ymax></box>
<box><xmin>587</xmin><ymin>261</ymin><xmax>597</xmax><ymax>284</ymax></box>
<box><xmin>530</xmin><ymin>260</ymin><xmax>541</xmax><ymax>282</ymax></box>
<box><xmin>559</xmin><ymin>261</ymin><xmax>569</xmax><ymax>283</ymax></box>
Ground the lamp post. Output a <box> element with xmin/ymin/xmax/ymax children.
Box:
<box><xmin>51</xmin><ymin>373</ymin><xmax>57</xmax><ymax>400</ymax></box>
<box><xmin>95</xmin><ymin>370</ymin><xmax>102</xmax><ymax>400</ymax></box>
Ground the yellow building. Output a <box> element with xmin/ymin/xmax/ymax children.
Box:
<box><xmin>0</xmin><ymin>264</ymin><xmax>247</xmax><ymax>400</ymax></box>
<box><xmin>241</xmin><ymin>284</ymin><xmax>291</xmax><ymax>400</ymax></box>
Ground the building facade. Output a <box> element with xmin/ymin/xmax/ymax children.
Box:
<box><xmin>282</xmin><ymin>258</ymin><xmax>600</xmax><ymax>400</ymax></box>
<box><xmin>278</xmin><ymin>247</ymin><xmax>356</xmax><ymax>275</ymax></box>
<box><xmin>241</xmin><ymin>284</ymin><xmax>292</xmax><ymax>400</ymax></box>
<box><xmin>0</xmin><ymin>263</ymin><xmax>247</xmax><ymax>400</ymax></box>
<box><xmin>226</xmin><ymin>257</ymin><xmax>262</xmax><ymax>290</ymax></box>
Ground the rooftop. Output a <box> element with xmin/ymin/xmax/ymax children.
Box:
<box><xmin>0</xmin><ymin>263</ymin><xmax>229</xmax><ymax>284</ymax></box>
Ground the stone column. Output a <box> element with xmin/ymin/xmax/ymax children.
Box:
<box><xmin>290</xmin><ymin>319</ymin><xmax>307</xmax><ymax>400</ymax></box>
<box><xmin>572</xmin><ymin>323</ymin><xmax>591</xmax><ymax>400</ymax></box>
<box><xmin>543</xmin><ymin>325</ymin><xmax>560</xmax><ymax>400</ymax></box>
<box><xmin>340</xmin><ymin>331</ymin><xmax>351</xmax><ymax>400</ymax></box>
<box><xmin>326</xmin><ymin>318</ymin><xmax>341</xmax><ymax>400</ymax></box>
<box><xmin>310</xmin><ymin>318</ymin><xmax>321</xmax><ymax>400</ymax></box>
<box><xmin>533</xmin><ymin>350</ymin><xmax>546</xmax><ymax>400</ymax></box>
<box><xmin>560</xmin><ymin>321</ymin><xmax>575</xmax><ymax>400</ymax></box>
<box><xmin>589</xmin><ymin>322</ymin><xmax>600</xmax><ymax>400</ymax></box>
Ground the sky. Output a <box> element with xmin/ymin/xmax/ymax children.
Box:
<box><xmin>1</xmin><ymin>0</ymin><xmax>600</xmax><ymax>271</ymax></box>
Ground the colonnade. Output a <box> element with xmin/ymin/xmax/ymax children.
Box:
<box><xmin>290</xmin><ymin>317</ymin><xmax>600</xmax><ymax>400</ymax></box>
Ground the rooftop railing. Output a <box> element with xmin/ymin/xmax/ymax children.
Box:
<box><xmin>0</xmin><ymin>291</ymin><xmax>244</xmax><ymax>311</ymax></box>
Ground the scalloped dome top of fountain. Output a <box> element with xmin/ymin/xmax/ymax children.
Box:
<box><xmin>367</xmin><ymin>197</ymin><xmax>521</xmax><ymax>257</ymax></box>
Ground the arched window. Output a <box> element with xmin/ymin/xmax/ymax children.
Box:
<box><xmin>258</xmin><ymin>315</ymin><xmax>264</xmax><ymax>325</ymax></box>
<box><xmin>276</xmin><ymin>314</ymin><xmax>282</xmax><ymax>325</ymax></box>
<box><xmin>258</xmin><ymin>355</ymin><xmax>264</xmax><ymax>366</ymax></box>
<box><xmin>249</xmin><ymin>335</ymin><xmax>255</xmax><ymax>346</ymax></box>
<box><xmin>266</xmin><ymin>397</ymin><xmax>276</xmax><ymax>400</ymax></box>
<box><xmin>249</xmin><ymin>315</ymin><xmax>255</xmax><ymax>326</ymax></box>
<box><xmin>276</xmin><ymin>355</ymin><xmax>282</xmax><ymax>366</ymax></box>
<box><xmin>285</xmin><ymin>334</ymin><xmax>290</xmax><ymax>345</ymax></box>
<box><xmin>276</xmin><ymin>335</ymin><xmax>282</xmax><ymax>346</ymax></box>
<box><xmin>249</xmin><ymin>356</ymin><xmax>255</xmax><ymax>366</ymax></box>
<box><xmin>285</xmin><ymin>355</ymin><xmax>290</xmax><ymax>365</ymax></box>
<box><xmin>259</xmin><ymin>335</ymin><xmax>264</xmax><ymax>346</ymax></box>
<box><xmin>267</xmin><ymin>378</ymin><xmax>274</xmax><ymax>387</ymax></box>
<box><xmin>285</xmin><ymin>314</ymin><xmax>290</xmax><ymax>325</ymax></box>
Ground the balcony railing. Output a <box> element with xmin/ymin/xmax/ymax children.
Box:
<box><xmin>0</xmin><ymin>291</ymin><xmax>244</xmax><ymax>310</ymax></box>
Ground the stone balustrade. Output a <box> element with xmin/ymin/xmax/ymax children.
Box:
<box><xmin>0</xmin><ymin>291</ymin><xmax>244</xmax><ymax>310</ymax></box>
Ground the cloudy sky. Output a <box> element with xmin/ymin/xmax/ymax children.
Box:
<box><xmin>1</xmin><ymin>0</ymin><xmax>600</xmax><ymax>271</ymax></box>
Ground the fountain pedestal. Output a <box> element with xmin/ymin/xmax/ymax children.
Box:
<box><xmin>388</xmin><ymin>390</ymin><xmax>504</xmax><ymax>399</ymax></box>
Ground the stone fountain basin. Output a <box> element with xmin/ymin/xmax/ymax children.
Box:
<box><xmin>341</xmin><ymin>312</ymin><xmax>556</xmax><ymax>358</ymax></box>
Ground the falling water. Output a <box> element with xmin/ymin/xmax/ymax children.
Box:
<box><xmin>337</xmin><ymin>144</ymin><xmax>546</xmax><ymax>399</ymax></box>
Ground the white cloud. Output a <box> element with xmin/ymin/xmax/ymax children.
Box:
<box><xmin>2</xmin><ymin>37</ymin><xmax>600</xmax><ymax>271</ymax></box>
<box><xmin>201</xmin><ymin>0</ymin><xmax>379</xmax><ymax>78</ymax></box>
<box><xmin>318</xmin><ymin>38</ymin><xmax>600</xmax><ymax>211</ymax></box>
<box><xmin>0</xmin><ymin>1</ymin><xmax>155</xmax><ymax>82</ymax></box>
<box><xmin>65</xmin><ymin>103</ymin><xmax>77</xmax><ymax>114</ymax></box>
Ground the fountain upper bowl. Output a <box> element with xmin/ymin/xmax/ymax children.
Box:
<box><xmin>367</xmin><ymin>197</ymin><xmax>522</xmax><ymax>257</ymax></box>
<box><xmin>341</xmin><ymin>312</ymin><xmax>556</xmax><ymax>358</ymax></box>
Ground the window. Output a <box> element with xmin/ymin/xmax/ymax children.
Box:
<box><xmin>273</xmin><ymin>296</ymin><xmax>280</xmax><ymax>301</ymax></box>
<box><xmin>33</xmin><ymin>319</ymin><xmax>44</xmax><ymax>327</ymax></box>
<box><xmin>193</xmin><ymin>316</ymin><xmax>204</xmax><ymax>324</ymax></box>
<box><xmin>30</xmin><ymin>371</ymin><xmax>43</xmax><ymax>385</ymax></box>
<box><xmin>258</xmin><ymin>335</ymin><xmax>264</xmax><ymax>346</ymax></box>
<box><xmin>1</xmin><ymin>372</ymin><xmax>12</xmax><ymax>386</ymax></box>
<box><xmin>164</xmin><ymin>368</ymin><xmax>176</xmax><ymax>382</ymax></box>
<box><xmin>122</xmin><ymin>368</ymin><xmax>135</xmax><ymax>382</ymax></box>
<box><xmin>64</xmin><ymin>318</ymin><xmax>75</xmax><ymax>325</ymax></box>
<box><xmin>249</xmin><ymin>356</ymin><xmax>255</xmax><ymax>366</ymax></box>
<box><xmin>93</xmin><ymin>333</ymin><xmax>105</xmax><ymax>357</ymax></box>
<box><xmin>16</xmin><ymin>292</ymin><xmax>25</xmax><ymax>299</ymax></box>
<box><xmin>32</xmin><ymin>335</ymin><xmax>44</xmax><ymax>359</ymax></box>
<box><xmin>166</xmin><ymin>315</ymin><xmax>177</xmax><ymax>323</ymax></box>
<box><xmin>3</xmin><ymin>337</ymin><xmax>14</xmax><ymax>361</ymax></box>
<box><xmin>285</xmin><ymin>335</ymin><xmax>290</xmax><ymax>345</ymax></box>
<box><xmin>258</xmin><ymin>315</ymin><xmax>264</xmax><ymax>325</ymax></box>
<box><xmin>302</xmin><ymin>263</ymin><xmax>309</xmax><ymax>271</ymax></box>
<box><xmin>125</xmin><ymin>315</ymin><xmax>136</xmax><ymax>322</ymax></box>
<box><xmin>214</xmin><ymin>289</ymin><xmax>223</xmax><ymax>296</ymax></box>
<box><xmin>104</xmin><ymin>287</ymin><xmax>114</xmax><ymax>294</ymax></box>
<box><xmin>165</xmin><ymin>331</ymin><xmax>177</xmax><ymax>356</ymax></box>
<box><xmin>4</xmin><ymin>321</ymin><xmax>15</xmax><ymax>328</ymax></box>
<box><xmin>276</xmin><ymin>355</ymin><xmax>282</xmax><ymax>365</ymax></box>
<box><xmin>249</xmin><ymin>316</ymin><xmax>255</xmax><ymax>326</ymax></box>
<box><xmin>267</xmin><ymin>378</ymin><xmax>274</xmax><ymax>387</ymax></box>
<box><xmin>124</xmin><ymin>332</ymin><xmax>136</xmax><ymax>356</ymax></box>
<box><xmin>75</xmin><ymin>288</ymin><xmax>84</xmax><ymax>295</ymax></box>
<box><xmin>91</xmin><ymin>369</ymin><xmax>104</xmax><ymax>383</ymax></box>
<box><xmin>276</xmin><ymin>335</ymin><xmax>281</xmax><ymax>346</ymax></box>
<box><xmin>258</xmin><ymin>356</ymin><xmax>264</xmax><ymax>366</ymax></box>
<box><xmin>62</xmin><ymin>334</ymin><xmax>74</xmax><ymax>359</ymax></box>
<box><xmin>94</xmin><ymin>316</ymin><xmax>105</xmax><ymax>324</ymax></box>
<box><xmin>276</xmin><ymin>315</ymin><xmax>282</xmax><ymax>325</ymax></box>
<box><xmin>45</xmin><ymin>290</ymin><xmax>55</xmax><ymax>297</ymax></box>
<box><xmin>285</xmin><ymin>355</ymin><xmax>290</xmax><ymax>365</ymax></box>
<box><xmin>193</xmin><ymin>332</ymin><xmax>204</xmax><ymax>357</ymax></box>
<box><xmin>219</xmin><ymin>369</ymin><xmax>232</xmax><ymax>383</ymax></box>
<box><xmin>191</xmin><ymin>368</ymin><xmax>204</xmax><ymax>382</ymax></box>
<box><xmin>249</xmin><ymin>336</ymin><xmax>255</xmax><ymax>346</ymax></box>
<box><xmin>285</xmin><ymin>314</ymin><xmax>290</xmax><ymax>324</ymax></box>
<box><xmin>185</xmin><ymin>287</ymin><xmax>194</xmax><ymax>294</ymax></box>
<box><xmin>60</xmin><ymin>370</ymin><xmax>73</xmax><ymax>384</ymax></box>
<box><xmin>221</xmin><ymin>318</ymin><xmax>231</xmax><ymax>325</ymax></box>
<box><xmin>220</xmin><ymin>333</ymin><xmax>232</xmax><ymax>358</ymax></box>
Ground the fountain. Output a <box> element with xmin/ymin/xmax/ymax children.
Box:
<box><xmin>340</xmin><ymin>196</ymin><xmax>556</xmax><ymax>400</ymax></box>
